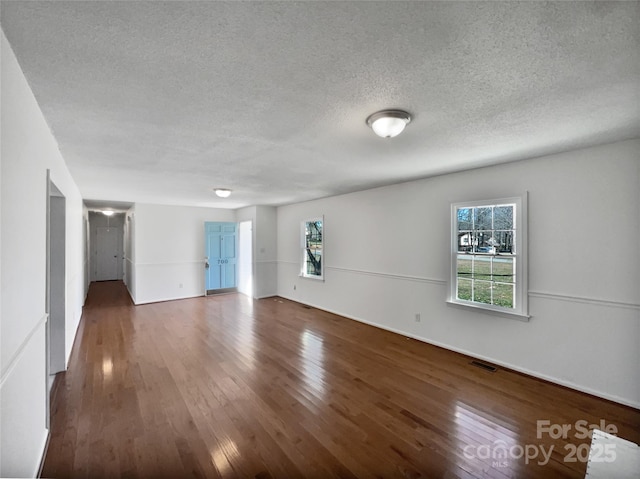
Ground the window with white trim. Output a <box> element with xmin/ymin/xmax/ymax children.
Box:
<box><xmin>450</xmin><ymin>196</ymin><xmax>528</xmax><ymax>319</ymax></box>
<box><xmin>301</xmin><ymin>216</ymin><xmax>323</xmax><ymax>280</ymax></box>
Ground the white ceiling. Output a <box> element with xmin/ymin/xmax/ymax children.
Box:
<box><xmin>2</xmin><ymin>1</ymin><xmax>639</xmax><ymax>209</ymax></box>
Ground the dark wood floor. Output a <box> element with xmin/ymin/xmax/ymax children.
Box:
<box><xmin>42</xmin><ymin>281</ymin><xmax>639</xmax><ymax>479</ymax></box>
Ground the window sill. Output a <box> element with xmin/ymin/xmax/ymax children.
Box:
<box><xmin>446</xmin><ymin>300</ymin><xmax>530</xmax><ymax>322</ymax></box>
<box><xmin>299</xmin><ymin>274</ymin><xmax>324</xmax><ymax>282</ymax></box>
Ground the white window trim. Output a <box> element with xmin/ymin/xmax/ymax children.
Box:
<box><xmin>448</xmin><ymin>195</ymin><xmax>529</xmax><ymax>321</ymax></box>
<box><xmin>300</xmin><ymin>215</ymin><xmax>324</xmax><ymax>281</ymax></box>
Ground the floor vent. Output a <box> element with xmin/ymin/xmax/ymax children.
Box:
<box><xmin>470</xmin><ymin>360</ymin><xmax>498</xmax><ymax>372</ymax></box>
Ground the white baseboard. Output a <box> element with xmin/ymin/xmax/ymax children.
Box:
<box><xmin>37</xmin><ymin>430</ymin><xmax>51</xmax><ymax>478</ymax></box>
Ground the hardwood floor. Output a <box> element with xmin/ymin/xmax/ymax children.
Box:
<box><xmin>42</xmin><ymin>281</ymin><xmax>639</xmax><ymax>479</ymax></box>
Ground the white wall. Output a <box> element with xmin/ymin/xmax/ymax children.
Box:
<box><xmin>254</xmin><ymin>206</ymin><xmax>278</xmax><ymax>298</ymax></box>
<box><xmin>132</xmin><ymin>204</ymin><xmax>277</xmax><ymax>303</ymax></box>
<box><xmin>1</xmin><ymin>30</ymin><xmax>85</xmax><ymax>477</ymax></box>
<box><xmin>126</xmin><ymin>203</ymin><xmax>276</xmax><ymax>303</ymax></box>
<box><xmin>277</xmin><ymin>139</ymin><xmax>640</xmax><ymax>408</ymax></box>
<box><xmin>132</xmin><ymin>203</ymin><xmax>235</xmax><ymax>304</ymax></box>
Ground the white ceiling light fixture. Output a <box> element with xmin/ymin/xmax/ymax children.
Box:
<box><xmin>366</xmin><ymin>109</ymin><xmax>412</xmax><ymax>138</ymax></box>
<box><xmin>102</xmin><ymin>210</ymin><xmax>114</xmax><ymax>216</ymax></box>
<box><xmin>214</xmin><ymin>188</ymin><xmax>232</xmax><ymax>198</ymax></box>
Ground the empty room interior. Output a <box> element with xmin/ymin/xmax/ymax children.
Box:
<box><xmin>1</xmin><ymin>1</ymin><xmax>639</xmax><ymax>478</ymax></box>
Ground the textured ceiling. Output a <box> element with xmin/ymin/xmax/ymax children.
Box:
<box><xmin>2</xmin><ymin>1</ymin><xmax>639</xmax><ymax>209</ymax></box>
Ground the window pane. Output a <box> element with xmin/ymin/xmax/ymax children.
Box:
<box><xmin>474</xmin><ymin>231</ymin><xmax>493</xmax><ymax>253</ymax></box>
<box><xmin>493</xmin><ymin>283</ymin><xmax>514</xmax><ymax>308</ymax></box>
<box><xmin>494</xmin><ymin>230</ymin><xmax>514</xmax><ymax>254</ymax></box>
<box><xmin>305</xmin><ymin>250</ymin><xmax>322</xmax><ymax>276</ymax></box>
<box><xmin>457</xmin><ymin>278</ymin><xmax>472</xmax><ymax>301</ymax></box>
<box><xmin>304</xmin><ymin>220</ymin><xmax>322</xmax><ymax>276</ymax></box>
<box><xmin>494</xmin><ymin>205</ymin><xmax>514</xmax><ymax>230</ymax></box>
<box><xmin>474</xmin><ymin>207</ymin><xmax>492</xmax><ymax>230</ymax></box>
<box><xmin>493</xmin><ymin>257</ymin><xmax>514</xmax><ymax>283</ymax></box>
<box><xmin>457</xmin><ymin>208</ymin><xmax>472</xmax><ymax>231</ymax></box>
<box><xmin>457</xmin><ymin>256</ymin><xmax>472</xmax><ymax>278</ymax></box>
<box><xmin>474</xmin><ymin>281</ymin><xmax>492</xmax><ymax>304</ymax></box>
<box><xmin>474</xmin><ymin>256</ymin><xmax>492</xmax><ymax>280</ymax></box>
<box><xmin>458</xmin><ymin>233</ymin><xmax>473</xmax><ymax>252</ymax></box>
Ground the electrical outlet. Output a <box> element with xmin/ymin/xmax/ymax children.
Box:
<box><xmin>293</xmin><ymin>285</ymin><xmax>297</xmax><ymax>290</ymax></box>
<box><xmin>179</xmin><ymin>283</ymin><xmax>183</xmax><ymax>289</ymax></box>
<box><xmin>415</xmin><ymin>313</ymin><xmax>421</xmax><ymax>322</ymax></box>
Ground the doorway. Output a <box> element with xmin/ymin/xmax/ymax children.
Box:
<box><xmin>204</xmin><ymin>222</ymin><xmax>238</xmax><ymax>295</ymax></box>
<box><xmin>96</xmin><ymin>226</ymin><xmax>120</xmax><ymax>280</ymax></box>
<box><xmin>90</xmin><ymin>211</ymin><xmax>124</xmax><ymax>282</ymax></box>
<box><xmin>46</xmin><ymin>176</ymin><xmax>66</xmax><ymax>428</ymax></box>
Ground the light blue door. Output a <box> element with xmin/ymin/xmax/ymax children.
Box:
<box><xmin>205</xmin><ymin>222</ymin><xmax>237</xmax><ymax>291</ymax></box>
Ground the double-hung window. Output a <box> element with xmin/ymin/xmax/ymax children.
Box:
<box><xmin>450</xmin><ymin>196</ymin><xmax>528</xmax><ymax>319</ymax></box>
<box><xmin>301</xmin><ymin>216</ymin><xmax>324</xmax><ymax>280</ymax></box>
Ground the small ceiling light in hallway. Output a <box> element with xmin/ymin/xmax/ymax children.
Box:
<box><xmin>214</xmin><ymin>188</ymin><xmax>232</xmax><ymax>198</ymax></box>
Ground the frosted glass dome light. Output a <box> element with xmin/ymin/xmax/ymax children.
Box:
<box><xmin>366</xmin><ymin>110</ymin><xmax>411</xmax><ymax>138</ymax></box>
<box><xmin>214</xmin><ymin>188</ymin><xmax>232</xmax><ymax>198</ymax></box>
